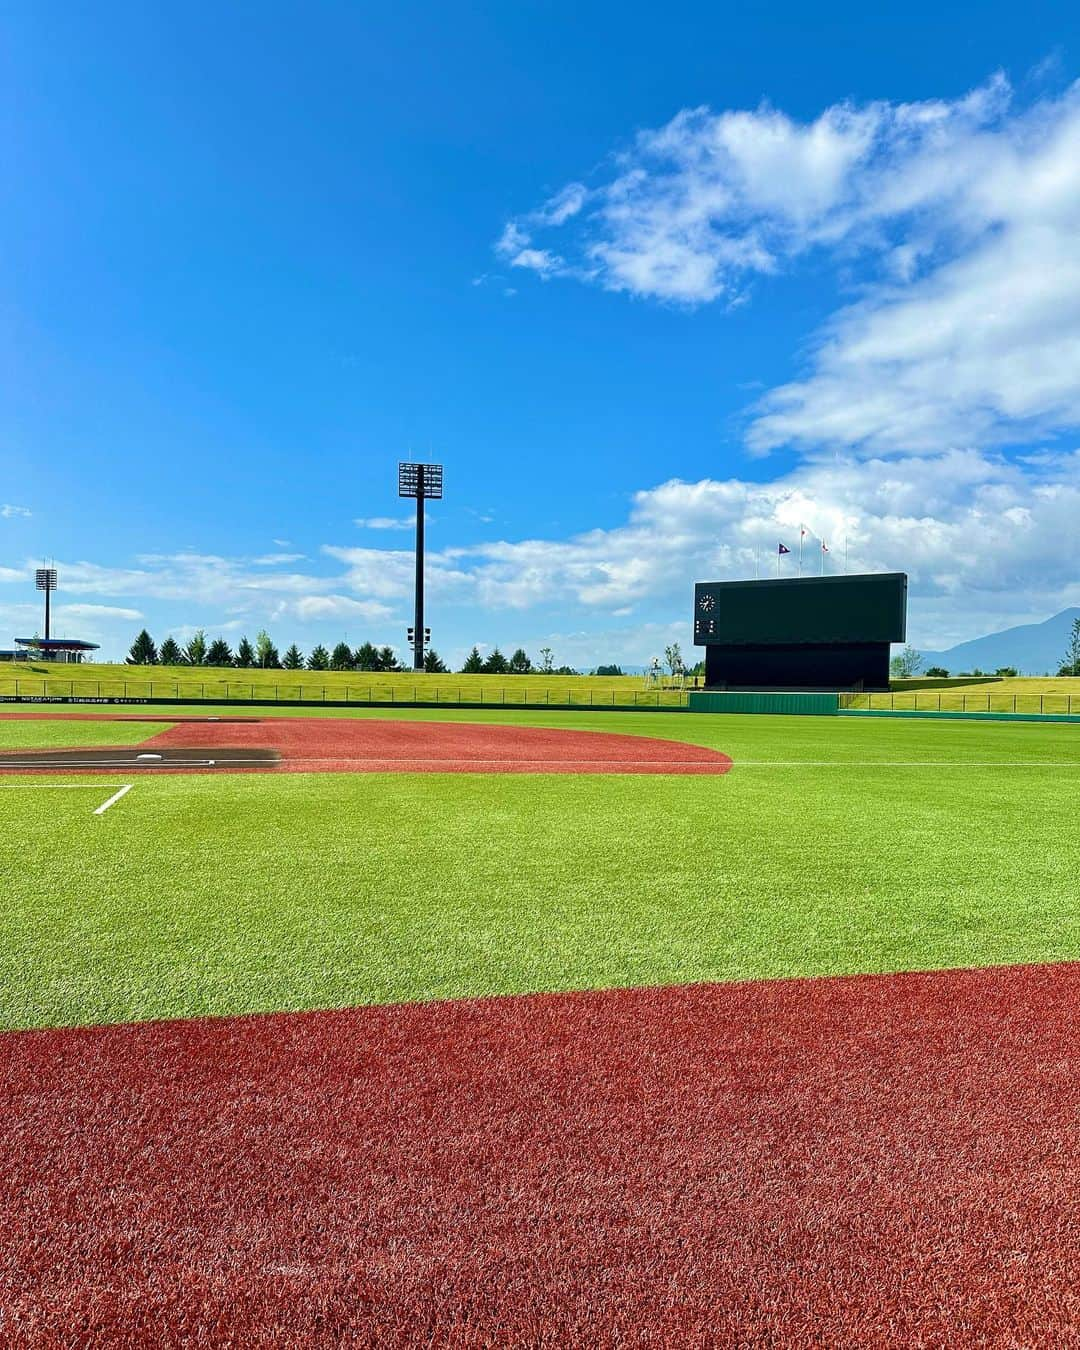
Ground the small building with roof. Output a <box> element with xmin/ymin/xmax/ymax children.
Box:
<box><xmin>0</xmin><ymin>637</ymin><xmax>101</xmax><ymax>664</ymax></box>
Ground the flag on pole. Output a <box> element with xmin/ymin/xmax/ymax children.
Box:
<box><xmin>776</xmin><ymin>541</ymin><xmax>790</xmax><ymax>577</ymax></box>
<box><xmin>778</xmin><ymin>542</ymin><xmax>791</xmax><ymax>555</ymax></box>
<box><xmin>821</xmin><ymin>540</ymin><xmax>829</xmax><ymax>551</ymax></box>
<box><xmin>820</xmin><ymin>538</ymin><xmax>828</xmax><ymax>575</ymax></box>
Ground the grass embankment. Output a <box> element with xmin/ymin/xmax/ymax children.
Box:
<box><xmin>0</xmin><ymin>720</ymin><xmax>172</xmax><ymax>750</ymax></box>
<box><xmin>1</xmin><ymin>711</ymin><xmax>1077</xmax><ymax>1030</ymax></box>
<box><xmin>0</xmin><ymin>661</ymin><xmax>689</xmax><ymax>707</ymax></box>
<box><xmin>855</xmin><ymin>676</ymin><xmax>1079</xmax><ymax>714</ymax></box>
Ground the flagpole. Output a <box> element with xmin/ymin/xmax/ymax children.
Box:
<box><xmin>776</xmin><ymin>543</ymin><xmax>780</xmax><ymax>578</ymax></box>
<box><xmin>844</xmin><ymin>535</ymin><xmax>849</xmax><ymax>574</ymax></box>
<box><xmin>798</xmin><ymin>526</ymin><xmax>804</xmax><ymax>577</ymax></box>
<box><xmin>755</xmin><ymin>544</ymin><xmax>759</xmax><ymax>580</ymax></box>
<box><xmin>821</xmin><ymin>541</ymin><xmax>825</xmax><ymax>576</ymax></box>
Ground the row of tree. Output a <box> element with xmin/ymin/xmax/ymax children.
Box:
<box><xmin>126</xmin><ymin>629</ymin><xmax>588</xmax><ymax>675</ymax></box>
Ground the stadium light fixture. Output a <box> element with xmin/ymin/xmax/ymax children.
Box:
<box><xmin>35</xmin><ymin>566</ymin><xmax>58</xmax><ymax>642</ymax></box>
<box><xmin>398</xmin><ymin>463</ymin><xmax>443</xmax><ymax>671</ymax></box>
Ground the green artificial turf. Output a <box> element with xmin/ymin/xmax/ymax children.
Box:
<box><xmin>0</xmin><ymin>720</ymin><xmax>172</xmax><ymax>750</ymax></box>
<box><xmin>1</xmin><ymin>711</ymin><xmax>1078</xmax><ymax>1030</ymax></box>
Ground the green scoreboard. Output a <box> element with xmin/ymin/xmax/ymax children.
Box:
<box><xmin>693</xmin><ymin>573</ymin><xmax>907</xmax><ymax>690</ymax></box>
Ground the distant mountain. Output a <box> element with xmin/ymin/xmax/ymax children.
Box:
<box><xmin>920</xmin><ymin>607</ymin><xmax>1080</xmax><ymax>676</ymax></box>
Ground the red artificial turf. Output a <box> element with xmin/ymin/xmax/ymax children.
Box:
<box><xmin>0</xmin><ymin>718</ymin><xmax>723</xmax><ymax>783</ymax></box>
<box><xmin>0</xmin><ymin>716</ymin><xmax>733</xmax><ymax>776</ymax></box>
<box><xmin>2</xmin><ymin>962</ymin><xmax>1078</xmax><ymax>1346</ymax></box>
<box><xmin>143</xmin><ymin>716</ymin><xmax>734</xmax><ymax>774</ymax></box>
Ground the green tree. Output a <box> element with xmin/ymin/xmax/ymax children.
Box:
<box><xmin>664</xmin><ymin>643</ymin><xmax>684</xmax><ymax>676</ymax></box>
<box><xmin>594</xmin><ymin>664</ymin><xmax>623</xmax><ymax>677</ymax></box>
<box><xmin>206</xmin><ymin>638</ymin><xmax>233</xmax><ymax>667</ymax></box>
<box><xmin>424</xmin><ymin>648</ymin><xmax>448</xmax><ymax>673</ymax></box>
<box><xmin>509</xmin><ymin>647</ymin><xmax>532</xmax><ymax>674</ymax></box>
<box><xmin>889</xmin><ymin>645</ymin><xmax>923</xmax><ymax>679</ymax></box>
<box><xmin>924</xmin><ymin>666</ymin><xmax>950</xmax><ymax>678</ymax></box>
<box><xmin>994</xmin><ymin>666</ymin><xmax>1019</xmax><ymax>678</ymax></box>
<box><xmin>307</xmin><ymin>644</ymin><xmax>330</xmax><ymax>671</ymax></box>
<box><xmin>185</xmin><ymin>629</ymin><xmax>208</xmax><ymax>666</ymax></box>
<box><xmin>126</xmin><ymin>629</ymin><xmax>157</xmax><ymax>665</ymax></box>
<box><xmin>1058</xmin><ymin>618</ymin><xmax>1080</xmax><ymax>676</ymax></box>
<box><xmin>353</xmin><ymin>641</ymin><xmax>379</xmax><ymax>671</ymax></box>
<box><xmin>159</xmin><ymin>636</ymin><xmax>183</xmax><ymax>666</ymax></box>
<box><xmin>538</xmin><ymin>646</ymin><xmax>554</xmax><ymax>674</ymax></box>
<box><xmin>255</xmin><ymin>630</ymin><xmax>277</xmax><ymax>668</ymax></box>
<box><xmin>282</xmin><ymin>644</ymin><xmax>304</xmax><ymax>670</ymax></box>
<box><xmin>377</xmin><ymin>645</ymin><xmax>401</xmax><ymax>672</ymax></box>
<box><xmin>482</xmin><ymin>646</ymin><xmax>509</xmax><ymax>674</ymax></box>
<box><xmin>330</xmin><ymin>641</ymin><xmax>354</xmax><ymax>671</ymax></box>
<box><xmin>460</xmin><ymin>646</ymin><xmax>483</xmax><ymax>674</ymax></box>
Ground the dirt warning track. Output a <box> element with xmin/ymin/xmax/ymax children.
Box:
<box><xmin>0</xmin><ymin>716</ymin><xmax>733</xmax><ymax>775</ymax></box>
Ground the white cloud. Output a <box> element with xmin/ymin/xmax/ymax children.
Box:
<box><xmin>251</xmin><ymin>552</ymin><xmax>306</xmax><ymax>565</ymax></box>
<box><xmin>537</xmin><ymin>183</ymin><xmax>588</xmax><ymax>226</ymax></box>
<box><xmin>499</xmin><ymin>75</ymin><xmax>1080</xmax><ymax>458</ymax></box>
<box><xmin>354</xmin><ymin>516</ymin><xmax>416</xmax><ymax>531</ymax></box>
<box><xmin>494</xmin><ymin>221</ymin><xmax>565</xmax><ymax>277</ymax></box>
<box><xmin>0</xmin><ymin>567</ymin><xmax>24</xmax><ymax>584</ymax></box>
<box><xmin>322</xmin><ymin>545</ymin><xmax>472</xmax><ymax>602</ymax></box>
<box><xmin>1</xmin><ymin>505</ymin><xmax>31</xmax><ymax>519</ymax></box>
<box><xmin>58</xmin><ymin>604</ymin><xmax>144</xmax><ymax>622</ymax></box>
<box><xmin>277</xmin><ymin>595</ymin><xmax>396</xmax><ymax>623</ymax></box>
<box><xmin>508</xmin><ymin>247</ymin><xmax>563</xmax><ymax>275</ymax></box>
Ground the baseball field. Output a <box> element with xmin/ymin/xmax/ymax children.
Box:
<box><xmin>2</xmin><ymin>705</ymin><xmax>1078</xmax><ymax>1345</ymax></box>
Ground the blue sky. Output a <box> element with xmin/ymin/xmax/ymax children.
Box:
<box><xmin>3</xmin><ymin>1</ymin><xmax>1080</xmax><ymax>666</ymax></box>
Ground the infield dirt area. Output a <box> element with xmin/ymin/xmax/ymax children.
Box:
<box><xmin>0</xmin><ymin>715</ymin><xmax>734</xmax><ymax>775</ymax></box>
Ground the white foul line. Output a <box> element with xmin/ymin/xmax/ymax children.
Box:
<box><xmin>94</xmin><ymin>784</ymin><xmax>133</xmax><ymax>815</ymax></box>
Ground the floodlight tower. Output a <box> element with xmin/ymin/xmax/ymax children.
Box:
<box><xmin>398</xmin><ymin>461</ymin><xmax>443</xmax><ymax>671</ymax></box>
<box><xmin>35</xmin><ymin>565</ymin><xmax>58</xmax><ymax>642</ymax></box>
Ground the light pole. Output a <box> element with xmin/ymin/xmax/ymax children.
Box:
<box><xmin>398</xmin><ymin>462</ymin><xmax>443</xmax><ymax>671</ymax></box>
<box><xmin>35</xmin><ymin>566</ymin><xmax>57</xmax><ymax>642</ymax></box>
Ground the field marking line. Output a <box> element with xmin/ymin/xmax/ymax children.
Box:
<box><xmin>94</xmin><ymin>784</ymin><xmax>133</xmax><ymax>815</ymax></box>
<box><xmin>0</xmin><ymin>782</ymin><xmax>130</xmax><ymax>789</ymax></box>
<box><xmin>729</xmin><ymin>761</ymin><xmax>1080</xmax><ymax>772</ymax></box>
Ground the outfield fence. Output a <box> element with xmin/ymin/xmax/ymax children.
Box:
<box><xmin>0</xmin><ymin>676</ymin><xmax>690</xmax><ymax>710</ymax></box>
<box><xmin>841</xmin><ymin>690</ymin><xmax>1078</xmax><ymax>716</ymax></box>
